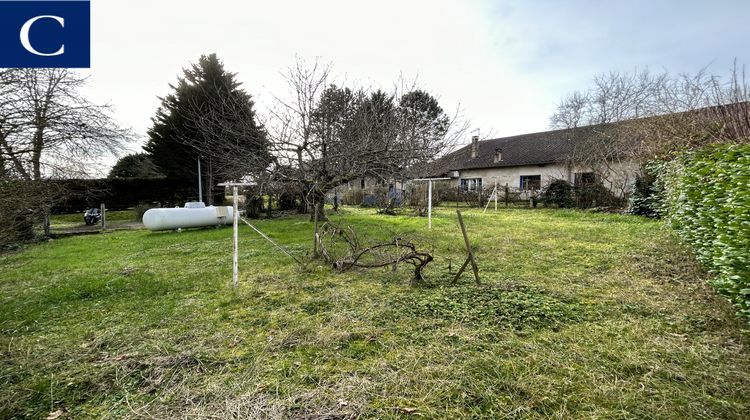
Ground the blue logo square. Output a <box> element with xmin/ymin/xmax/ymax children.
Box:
<box><xmin>0</xmin><ymin>0</ymin><xmax>90</xmax><ymax>68</ymax></box>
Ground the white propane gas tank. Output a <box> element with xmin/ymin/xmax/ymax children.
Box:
<box><xmin>143</xmin><ymin>206</ymin><xmax>234</xmax><ymax>231</ymax></box>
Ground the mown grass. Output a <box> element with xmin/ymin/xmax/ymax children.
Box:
<box><xmin>1</xmin><ymin>207</ymin><xmax>749</xmax><ymax>418</ymax></box>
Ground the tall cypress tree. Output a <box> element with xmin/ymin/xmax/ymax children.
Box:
<box><xmin>145</xmin><ymin>54</ymin><xmax>269</xmax><ymax>203</ymax></box>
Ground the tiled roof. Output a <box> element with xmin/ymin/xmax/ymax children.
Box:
<box><xmin>421</xmin><ymin>126</ymin><xmax>591</xmax><ymax>177</ymax></box>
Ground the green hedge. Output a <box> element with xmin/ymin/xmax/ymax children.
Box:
<box><xmin>49</xmin><ymin>178</ymin><xmax>224</xmax><ymax>213</ymax></box>
<box><xmin>664</xmin><ymin>144</ymin><xmax>750</xmax><ymax>318</ymax></box>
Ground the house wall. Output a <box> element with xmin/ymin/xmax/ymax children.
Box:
<box><xmin>456</xmin><ymin>163</ymin><xmax>571</xmax><ymax>190</ymax></box>
<box><xmin>451</xmin><ymin>160</ymin><xmax>639</xmax><ymax>197</ymax></box>
<box><xmin>582</xmin><ymin>160</ymin><xmax>640</xmax><ymax>197</ymax></box>
<box><xmin>343</xmin><ymin>177</ymin><xmax>406</xmax><ymax>191</ymax></box>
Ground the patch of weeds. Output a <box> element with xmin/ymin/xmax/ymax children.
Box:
<box><xmin>390</xmin><ymin>284</ymin><xmax>585</xmax><ymax>330</ymax></box>
<box><xmin>300</xmin><ymin>298</ymin><xmax>332</xmax><ymax>315</ymax></box>
<box><xmin>338</xmin><ymin>332</ymin><xmax>383</xmax><ymax>360</ymax></box>
<box><xmin>300</xmin><ymin>281</ymin><xmax>335</xmax><ymax>293</ymax></box>
<box><xmin>253</xmin><ymin>291</ymin><xmax>300</xmax><ymax>310</ymax></box>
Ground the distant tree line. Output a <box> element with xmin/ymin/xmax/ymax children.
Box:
<box><xmin>1</xmin><ymin>55</ymin><xmax>466</xmax><ymax>247</ymax></box>
<box><xmin>127</xmin><ymin>55</ymin><xmax>466</xmax><ymax>221</ymax></box>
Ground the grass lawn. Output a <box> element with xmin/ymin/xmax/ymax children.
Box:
<box><xmin>1</xmin><ymin>207</ymin><xmax>749</xmax><ymax>418</ymax></box>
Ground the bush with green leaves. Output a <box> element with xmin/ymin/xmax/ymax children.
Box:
<box><xmin>541</xmin><ymin>179</ymin><xmax>574</xmax><ymax>208</ymax></box>
<box><xmin>629</xmin><ymin>161</ymin><xmax>669</xmax><ymax>218</ymax></box>
<box><xmin>574</xmin><ymin>182</ymin><xmax>624</xmax><ymax>208</ymax></box>
<box><xmin>664</xmin><ymin>144</ymin><xmax>750</xmax><ymax>318</ymax></box>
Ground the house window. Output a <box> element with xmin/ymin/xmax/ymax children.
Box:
<box><xmin>520</xmin><ymin>175</ymin><xmax>541</xmax><ymax>191</ymax></box>
<box><xmin>460</xmin><ymin>178</ymin><xmax>483</xmax><ymax>192</ymax></box>
<box><xmin>574</xmin><ymin>172</ymin><xmax>597</xmax><ymax>186</ymax></box>
<box><xmin>360</xmin><ymin>178</ymin><xmax>366</xmax><ymax>189</ymax></box>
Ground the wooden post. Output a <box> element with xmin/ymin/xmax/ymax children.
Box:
<box><xmin>219</xmin><ymin>181</ymin><xmax>256</xmax><ymax>288</ymax></box>
<box><xmin>427</xmin><ymin>180</ymin><xmax>433</xmax><ymax>229</ymax></box>
<box><xmin>313</xmin><ymin>198</ymin><xmax>319</xmax><ymax>257</ymax></box>
<box><xmin>100</xmin><ymin>203</ymin><xmax>106</xmax><ymax>230</ymax></box>
<box><xmin>494</xmin><ymin>178</ymin><xmax>498</xmax><ymax>211</ymax></box>
<box><xmin>453</xmin><ymin>210</ymin><xmax>480</xmax><ymax>285</ymax></box>
<box><xmin>483</xmin><ymin>179</ymin><xmax>499</xmax><ymax>214</ymax></box>
<box><xmin>232</xmin><ymin>186</ymin><xmax>239</xmax><ymax>288</ymax></box>
<box><xmin>43</xmin><ymin>213</ymin><xmax>50</xmax><ymax>236</ymax></box>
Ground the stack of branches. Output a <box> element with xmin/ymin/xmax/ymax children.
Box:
<box><xmin>317</xmin><ymin>222</ymin><xmax>433</xmax><ymax>283</ymax></box>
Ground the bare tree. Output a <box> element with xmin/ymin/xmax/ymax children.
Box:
<box><xmin>551</xmin><ymin>63</ymin><xmax>750</xmax><ymax>195</ymax></box>
<box><xmin>0</xmin><ymin>69</ymin><xmax>129</xmax><ymax>247</ymax></box>
<box><xmin>0</xmin><ymin>69</ymin><xmax>130</xmax><ymax>180</ymax></box>
<box><xmin>156</xmin><ymin>57</ymin><xmax>469</xmax><ymax>226</ymax></box>
<box><xmin>266</xmin><ymin>58</ymin><xmax>468</xmax><ymax>221</ymax></box>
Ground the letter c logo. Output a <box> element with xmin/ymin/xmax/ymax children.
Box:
<box><xmin>20</xmin><ymin>15</ymin><xmax>65</xmax><ymax>57</ymax></box>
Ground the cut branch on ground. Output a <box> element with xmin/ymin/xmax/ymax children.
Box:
<box><xmin>316</xmin><ymin>222</ymin><xmax>433</xmax><ymax>283</ymax></box>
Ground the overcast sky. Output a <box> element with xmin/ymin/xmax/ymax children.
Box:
<box><xmin>79</xmin><ymin>0</ymin><xmax>750</xmax><ymax>170</ymax></box>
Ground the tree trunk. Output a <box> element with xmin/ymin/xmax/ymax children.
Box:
<box><xmin>309</xmin><ymin>189</ymin><xmax>327</xmax><ymax>222</ymax></box>
<box><xmin>246</xmin><ymin>195</ymin><xmax>263</xmax><ymax>219</ymax></box>
<box><xmin>206</xmin><ymin>160</ymin><xmax>214</xmax><ymax>205</ymax></box>
<box><xmin>32</xmin><ymin>126</ymin><xmax>44</xmax><ymax>180</ymax></box>
<box><xmin>297</xmin><ymin>191</ymin><xmax>308</xmax><ymax>214</ymax></box>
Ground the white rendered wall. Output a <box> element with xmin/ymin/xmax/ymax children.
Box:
<box><xmin>451</xmin><ymin>160</ymin><xmax>638</xmax><ymax>197</ymax></box>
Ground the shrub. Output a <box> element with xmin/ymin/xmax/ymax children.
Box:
<box><xmin>0</xmin><ymin>180</ymin><xmax>64</xmax><ymax>248</ymax></box>
<box><xmin>406</xmin><ymin>183</ymin><xmax>443</xmax><ymax>216</ymax></box>
<box><xmin>342</xmin><ymin>189</ymin><xmax>364</xmax><ymax>206</ymax></box>
<box><xmin>629</xmin><ymin>162</ymin><xmax>667</xmax><ymax>218</ymax></box>
<box><xmin>574</xmin><ymin>182</ymin><xmax>624</xmax><ymax>208</ymax></box>
<box><xmin>664</xmin><ymin>144</ymin><xmax>750</xmax><ymax>318</ymax></box>
<box><xmin>362</xmin><ymin>186</ymin><xmax>389</xmax><ymax>208</ymax></box>
<box><xmin>541</xmin><ymin>179</ymin><xmax>574</xmax><ymax>208</ymax></box>
<box><xmin>277</xmin><ymin>192</ymin><xmax>297</xmax><ymax>211</ymax></box>
<box><xmin>440</xmin><ymin>187</ymin><xmax>483</xmax><ymax>207</ymax></box>
<box><xmin>244</xmin><ymin>190</ymin><xmax>263</xmax><ymax>219</ymax></box>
